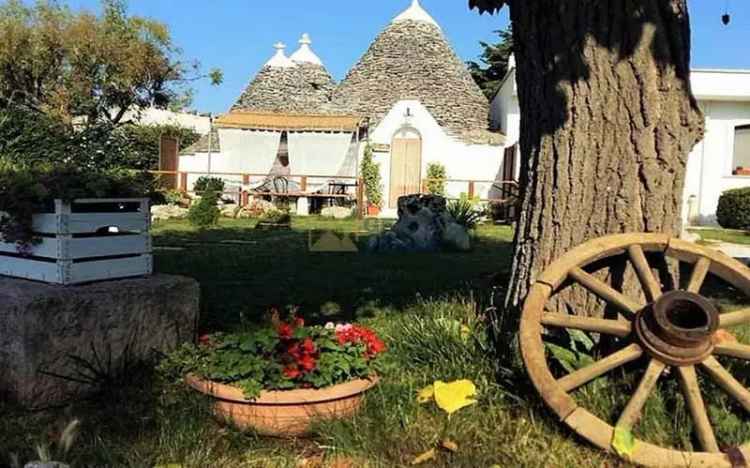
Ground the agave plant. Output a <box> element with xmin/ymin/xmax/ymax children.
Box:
<box><xmin>447</xmin><ymin>195</ymin><xmax>484</xmax><ymax>229</ymax></box>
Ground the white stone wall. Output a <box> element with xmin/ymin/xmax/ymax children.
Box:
<box><xmin>366</xmin><ymin>100</ymin><xmax>505</xmax><ymax>212</ymax></box>
<box><xmin>124</xmin><ymin>107</ymin><xmax>212</xmax><ymax>134</ymax></box>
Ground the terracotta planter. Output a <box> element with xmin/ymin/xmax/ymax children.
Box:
<box><xmin>367</xmin><ymin>205</ymin><xmax>381</xmax><ymax>216</ymax></box>
<box><xmin>734</xmin><ymin>167</ymin><xmax>750</xmax><ymax>176</ymax></box>
<box><xmin>186</xmin><ymin>374</ymin><xmax>378</xmax><ymax>437</ymax></box>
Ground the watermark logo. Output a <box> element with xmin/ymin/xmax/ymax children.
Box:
<box><xmin>308</xmin><ymin>218</ymin><xmax>386</xmax><ymax>252</ymax></box>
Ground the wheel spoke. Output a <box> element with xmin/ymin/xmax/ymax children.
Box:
<box><xmin>541</xmin><ymin>313</ymin><xmax>631</xmax><ymax>337</ymax></box>
<box><xmin>676</xmin><ymin>365</ymin><xmax>720</xmax><ymax>453</ymax></box>
<box><xmin>557</xmin><ymin>343</ymin><xmax>643</xmax><ymax>392</ymax></box>
<box><xmin>615</xmin><ymin>359</ymin><xmax>666</xmax><ymax>430</ymax></box>
<box><xmin>569</xmin><ymin>267</ymin><xmax>644</xmax><ymax>318</ymax></box>
<box><xmin>714</xmin><ymin>341</ymin><xmax>750</xmax><ymax>361</ymax></box>
<box><xmin>687</xmin><ymin>257</ymin><xmax>711</xmax><ymax>294</ymax></box>
<box><xmin>719</xmin><ymin>308</ymin><xmax>750</xmax><ymax>328</ymax></box>
<box><xmin>628</xmin><ymin>244</ymin><xmax>662</xmax><ymax>302</ymax></box>
<box><xmin>700</xmin><ymin>356</ymin><xmax>750</xmax><ymax>413</ymax></box>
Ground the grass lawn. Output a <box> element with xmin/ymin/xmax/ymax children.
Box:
<box><xmin>2</xmin><ymin>217</ymin><xmax>750</xmax><ymax>467</ymax></box>
<box><xmin>689</xmin><ymin>227</ymin><xmax>750</xmax><ymax>245</ymax></box>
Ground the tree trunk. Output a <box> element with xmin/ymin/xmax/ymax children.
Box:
<box><xmin>500</xmin><ymin>1</ymin><xmax>704</xmax><ymax>336</ymax></box>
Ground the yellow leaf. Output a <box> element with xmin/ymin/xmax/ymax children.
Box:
<box><xmin>433</xmin><ymin>380</ymin><xmax>477</xmax><ymax>415</ymax></box>
<box><xmin>411</xmin><ymin>448</ymin><xmax>437</xmax><ymax>465</ymax></box>
<box><xmin>612</xmin><ymin>426</ymin><xmax>637</xmax><ymax>458</ymax></box>
<box><xmin>417</xmin><ymin>384</ymin><xmax>435</xmax><ymax>404</ymax></box>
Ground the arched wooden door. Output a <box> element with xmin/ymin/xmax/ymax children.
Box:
<box><xmin>389</xmin><ymin>128</ymin><xmax>422</xmax><ymax>208</ymax></box>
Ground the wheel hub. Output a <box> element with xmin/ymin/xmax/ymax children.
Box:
<box><xmin>635</xmin><ymin>290</ymin><xmax>719</xmax><ymax>366</ymax></box>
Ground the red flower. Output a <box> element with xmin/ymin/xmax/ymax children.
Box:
<box><xmin>288</xmin><ymin>343</ymin><xmax>302</xmax><ymax>360</ymax></box>
<box><xmin>277</xmin><ymin>323</ymin><xmax>294</xmax><ymax>339</ymax></box>
<box><xmin>302</xmin><ymin>337</ymin><xmax>316</xmax><ymax>354</ymax></box>
<box><xmin>335</xmin><ymin>325</ymin><xmax>386</xmax><ymax>358</ymax></box>
<box><xmin>283</xmin><ymin>366</ymin><xmax>301</xmax><ymax>379</ymax></box>
<box><xmin>294</xmin><ymin>317</ymin><xmax>305</xmax><ymax>328</ymax></box>
<box><xmin>298</xmin><ymin>354</ymin><xmax>317</xmax><ymax>372</ymax></box>
<box><xmin>198</xmin><ymin>334</ymin><xmax>212</xmax><ymax>346</ymax></box>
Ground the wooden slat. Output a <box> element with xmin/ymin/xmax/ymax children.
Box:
<box><xmin>69</xmin><ymin>255</ymin><xmax>152</xmax><ymax>284</ymax></box>
<box><xmin>677</xmin><ymin>365</ymin><xmax>720</xmax><ymax>453</ymax></box>
<box><xmin>65</xmin><ymin>235</ymin><xmax>151</xmax><ymax>260</ymax></box>
<box><xmin>33</xmin><ymin>213</ymin><xmax>149</xmax><ymax>235</ymax></box>
<box><xmin>701</xmin><ymin>356</ymin><xmax>750</xmax><ymax>413</ymax></box>
<box><xmin>616</xmin><ymin>359</ymin><xmax>666</xmax><ymax>430</ymax></box>
<box><xmin>714</xmin><ymin>342</ymin><xmax>750</xmax><ymax>361</ymax></box>
<box><xmin>541</xmin><ymin>313</ymin><xmax>631</xmax><ymax>337</ymax></box>
<box><xmin>719</xmin><ymin>308</ymin><xmax>750</xmax><ymax>328</ymax></box>
<box><xmin>687</xmin><ymin>257</ymin><xmax>711</xmax><ymax>294</ymax></box>
<box><xmin>0</xmin><ymin>257</ymin><xmax>59</xmax><ymax>283</ymax></box>
<box><xmin>557</xmin><ymin>343</ymin><xmax>643</xmax><ymax>392</ymax></box>
<box><xmin>628</xmin><ymin>244</ymin><xmax>662</xmax><ymax>301</ymax></box>
<box><xmin>569</xmin><ymin>267</ymin><xmax>644</xmax><ymax>317</ymax></box>
<box><xmin>0</xmin><ymin>238</ymin><xmax>59</xmax><ymax>258</ymax></box>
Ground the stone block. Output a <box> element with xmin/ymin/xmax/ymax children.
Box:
<box><xmin>0</xmin><ymin>274</ymin><xmax>199</xmax><ymax>407</ymax></box>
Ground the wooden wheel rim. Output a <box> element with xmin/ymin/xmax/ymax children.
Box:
<box><xmin>519</xmin><ymin>233</ymin><xmax>750</xmax><ymax>467</ymax></box>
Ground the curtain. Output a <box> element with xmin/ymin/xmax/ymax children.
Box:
<box><xmin>217</xmin><ymin>129</ymin><xmax>281</xmax><ymax>176</ymax></box>
<box><xmin>288</xmin><ymin>132</ymin><xmax>354</xmax><ymax>191</ymax></box>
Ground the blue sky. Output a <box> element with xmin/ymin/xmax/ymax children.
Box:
<box><xmin>58</xmin><ymin>0</ymin><xmax>750</xmax><ymax>114</ymax></box>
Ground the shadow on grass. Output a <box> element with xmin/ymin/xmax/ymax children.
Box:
<box><xmin>152</xmin><ymin>219</ymin><xmax>515</xmax><ymax>331</ymax></box>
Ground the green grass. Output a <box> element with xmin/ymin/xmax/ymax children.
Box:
<box><xmin>689</xmin><ymin>227</ymin><xmax>750</xmax><ymax>245</ymax></box>
<box><xmin>4</xmin><ymin>217</ymin><xmax>750</xmax><ymax>467</ymax></box>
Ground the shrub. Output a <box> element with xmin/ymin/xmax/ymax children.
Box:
<box><xmin>258</xmin><ymin>207</ymin><xmax>291</xmax><ymax>225</ymax></box>
<box><xmin>188</xmin><ymin>191</ymin><xmax>220</xmax><ymax>228</ymax></box>
<box><xmin>447</xmin><ymin>194</ymin><xmax>484</xmax><ymax>230</ymax></box>
<box><xmin>717</xmin><ymin>187</ymin><xmax>750</xmax><ymax>230</ymax></box>
<box><xmin>425</xmin><ymin>162</ymin><xmax>447</xmax><ymax>196</ymax></box>
<box><xmin>361</xmin><ymin>144</ymin><xmax>383</xmax><ymax>208</ymax></box>
<box><xmin>194</xmin><ymin>176</ymin><xmax>225</xmax><ymax>194</ymax></box>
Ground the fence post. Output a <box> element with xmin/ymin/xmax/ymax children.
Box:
<box><xmin>356</xmin><ymin>177</ymin><xmax>365</xmax><ymax>219</ymax></box>
<box><xmin>468</xmin><ymin>181</ymin><xmax>475</xmax><ymax>199</ymax></box>
<box><xmin>179</xmin><ymin>172</ymin><xmax>188</xmax><ymax>193</ymax></box>
<box><xmin>241</xmin><ymin>174</ymin><xmax>250</xmax><ymax>206</ymax></box>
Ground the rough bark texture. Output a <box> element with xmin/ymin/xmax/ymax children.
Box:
<box><xmin>502</xmin><ymin>0</ymin><xmax>704</xmax><ymax>326</ymax></box>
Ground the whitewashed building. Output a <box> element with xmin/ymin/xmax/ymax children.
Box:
<box><xmin>491</xmin><ymin>63</ymin><xmax>750</xmax><ymax>226</ymax></box>
<box><xmin>178</xmin><ymin>0</ymin><xmax>507</xmax><ymax>216</ymax></box>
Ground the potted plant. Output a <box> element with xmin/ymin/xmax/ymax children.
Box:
<box><xmin>0</xmin><ymin>163</ymin><xmax>157</xmax><ymax>284</ymax></box>
<box><xmin>163</xmin><ymin>314</ymin><xmax>386</xmax><ymax>436</ymax></box>
<box><xmin>361</xmin><ymin>144</ymin><xmax>383</xmax><ymax>216</ymax></box>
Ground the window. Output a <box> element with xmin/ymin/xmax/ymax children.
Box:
<box><xmin>734</xmin><ymin>124</ymin><xmax>750</xmax><ymax>174</ymax></box>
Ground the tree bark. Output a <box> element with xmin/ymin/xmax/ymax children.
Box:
<box><xmin>500</xmin><ymin>0</ymin><xmax>704</xmax><ymax>335</ymax></box>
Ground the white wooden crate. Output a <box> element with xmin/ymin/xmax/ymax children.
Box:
<box><xmin>0</xmin><ymin>198</ymin><xmax>152</xmax><ymax>285</ymax></box>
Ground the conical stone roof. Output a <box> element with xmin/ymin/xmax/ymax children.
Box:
<box><xmin>332</xmin><ymin>5</ymin><xmax>490</xmax><ymax>140</ymax></box>
<box><xmin>232</xmin><ymin>42</ymin><xmax>337</xmax><ymax>114</ymax></box>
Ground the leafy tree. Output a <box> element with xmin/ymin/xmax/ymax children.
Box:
<box><xmin>0</xmin><ymin>0</ymin><xmax>222</xmax><ymax>126</ymax></box>
<box><xmin>467</xmin><ymin>27</ymin><xmax>514</xmax><ymax>99</ymax></box>
<box><xmin>468</xmin><ymin>1</ymin><xmax>705</xmax><ymax>341</ymax></box>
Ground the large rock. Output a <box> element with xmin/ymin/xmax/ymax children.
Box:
<box><xmin>368</xmin><ymin>194</ymin><xmax>471</xmax><ymax>252</ymax></box>
<box><xmin>0</xmin><ymin>274</ymin><xmax>199</xmax><ymax>408</ymax></box>
<box><xmin>321</xmin><ymin>206</ymin><xmax>355</xmax><ymax>220</ymax></box>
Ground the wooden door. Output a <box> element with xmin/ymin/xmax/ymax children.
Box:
<box><xmin>159</xmin><ymin>135</ymin><xmax>180</xmax><ymax>190</ymax></box>
<box><xmin>389</xmin><ymin>138</ymin><xmax>422</xmax><ymax>208</ymax></box>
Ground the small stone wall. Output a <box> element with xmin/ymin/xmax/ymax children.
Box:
<box><xmin>0</xmin><ymin>274</ymin><xmax>200</xmax><ymax>407</ymax></box>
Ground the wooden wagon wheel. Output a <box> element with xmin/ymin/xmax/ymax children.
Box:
<box><xmin>520</xmin><ymin>233</ymin><xmax>750</xmax><ymax>467</ymax></box>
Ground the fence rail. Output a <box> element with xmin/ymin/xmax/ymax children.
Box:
<box><xmin>146</xmin><ymin>170</ymin><xmax>518</xmax><ymax>217</ymax></box>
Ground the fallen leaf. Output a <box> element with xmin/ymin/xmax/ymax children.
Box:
<box><xmin>441</xmin><ymin>438</ymin><xmax>459</xmax><ymax>452</ymax></box>
<box><xmin>612</xmin><ymin>426</ymin><xmax>636</xmax><ymax>458</ymax></box>
<box><xmin>434</xmin><ymin>380</ymin><xmax>477</xmax><ymax>415</ymax></box>
<box><xmin>411</xmin><ymin>448</ymin><xmax>437</xmax><ymax>465</ymax></box>
<box><xmin>713</xmin><ymin>329</ymin><xmax>738</xmax><ymax>345</ymax></box>
<box><xmin>417</xmin><ymin>384</ymin><xmax>435</xmax><ymax>403</ymax></box>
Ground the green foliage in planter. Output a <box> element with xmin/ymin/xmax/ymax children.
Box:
<box><xmin>425</xmin><ymin>162</ymin><xmax>447</xmax><ymax>196</ymax></box>
<box><xmin>361</xmin><ymin>144</ymin><xmax>383</xmax><ymax>208</ymax></box>
<box><xmin>160</xmin><ymin>316</ymin><xmax>386</xmax><ymax>399</ymax></box>
<box><xmin>0</xmin><ymin>161</ymin><xmax>157</xmax><ymax>250</ymax></box>
<box><xmin>188</xmin><ymin>191</ymin><xmax>220</xmax><ymax>228</ymax></box>
<box><xmin>194</xmin><ymin>176</ymin><xmax>225</xmax><ymax>194</ymax></box>
<box><xmin>447</xmin><ymin>194</ymin><xmax>484</xmax><ymax>230</ymax></box>
<box><xmin>717</xmin><ymin>187</ymin><xmax>750</xmax><ymax>231</ymax></box>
